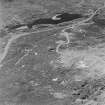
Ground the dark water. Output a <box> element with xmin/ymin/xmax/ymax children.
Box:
<box><xmin>54</xmin><ymin>13</ymin><xmax>83</xmax><ymax>21</ymax></box>
<box><xmin>6</xmin><ymin>13</ymin><xmax>83</xmax><ymax>30</ymax></box>
<box><xmin>27</xmin><ymin>13</ymin><xmax>83</xmax><ymax>28</ymax></box>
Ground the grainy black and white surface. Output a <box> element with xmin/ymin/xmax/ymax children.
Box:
<box><xmin>0</xmin><ymin>0</ymin><xmax>105</xmax><ymax>105</ymax></box>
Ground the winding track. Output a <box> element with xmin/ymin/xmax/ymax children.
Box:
<box><xmin>0</xmin><ymin>26</ymin><xmax>66</xmax><ymax>64</ymax></box>
<box><xmin>0</xmin><ymin>4</ymin><xmax>104</xmax><ymax>65</ymax></box>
